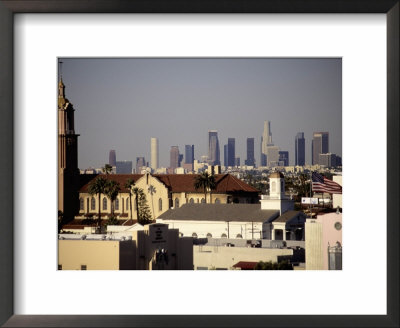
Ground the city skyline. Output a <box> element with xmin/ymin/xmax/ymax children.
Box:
<box><xmin>59</xmin><ymin>58</ymin><xmax>342</xmax><ymax>169</ymax></box>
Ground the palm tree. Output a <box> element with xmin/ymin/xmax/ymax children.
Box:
<box><xmin>132</xmin><ymin>187</ymin><xmax>140</xmax><ymax>222</ymax></box>
<box><xmin>124</xmin><ymin>178</ymin><xmax>135</xmax><ymax>221</ymax></box>
<box><xmin>102</xmin><ymin>164</ymin><xmax>113</xmax><ymax>175</ymax></box>
<box><xmin>194</xmin><ymin>171</ymin><xmax>216</xmax><ymax>203</ymax></box>
<box><xmin>105</xmin><ymin>180</ymin><xmax>121</xmax><ymax>218</ymax></box>
<box><xmin>87</xmin><ymin>176</ymin><xmax>108</xmax><ymax>229</ymax></box>
<box><xmin>148</xmin><ymin>185</ymin><xmax>156</xmax><ymax>219</ymax></box>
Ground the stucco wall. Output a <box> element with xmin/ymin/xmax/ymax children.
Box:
<box><xmin>193</xmin><ymin>245</ymin><xmax>293</xmax><ymax>270</ymax></box>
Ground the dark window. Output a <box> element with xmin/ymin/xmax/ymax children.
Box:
<box><xmin>79</xmin><ymin>198</ymin><xmax>84</xmax><ymax>210</ymax></box>
<box><xmin>91</xmin><ymin>197</ymin><xmax>96</xmax><ymax>210</ymax></box>
<box><xmin>81</xmin><ymin>265</ymin><xmax>87</xmax><ymax>270</ymax></box>
<box><xmin>102</xmin><ymin>197</ymin><xmax>107</xmax><ymax>210</ymax></box>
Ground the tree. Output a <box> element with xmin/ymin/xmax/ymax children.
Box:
<box><xmin>148</xmin><ymin>185</ymin><xmax>156</xmax><ymax>218</ymax></box>
<box><xmin>132</xmin><ymin>187</ymin><xmax>140</xmax><ymax>222</ymax></box>
<box><xmin>254</xmin><ymin>260</ymin><xmax>293</xmax><ymax>270</ymax></box>
<box><xmin>87</xmin><ymin>176</ymin><xmax>108</xmax><ymax>229</ymax></box>
<box><xmin>102</xmin><ymin>164</ymin><xmax>113</xmax><ymax>175</ymax></box>
<box><xmin>104</xmin><ymin>180</ymin><xmax>121</xmax><ymax>218</ymax></box>
<box><xmin>194</xmin><ymin>171</ymin><xmax>216</xmax><ymax>203</ymax></box>
<box><xmin>124</xmin><ymin>178</ymin><xmax>135</xmax><ymax>221</ymax></box>
<box><xmin>136</xmin><ymin>188</ymin><xmax>152</xmax><ymax>225</ymax></box>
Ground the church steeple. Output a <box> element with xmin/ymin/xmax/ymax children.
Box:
<box><xmin>58</xmin><ymin>78</ymin><xmax>65</xmax><ymax>99</ymax></box>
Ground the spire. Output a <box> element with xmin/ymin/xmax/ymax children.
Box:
<box><xmin>58</xmin><ymin>60</ymin><xmax>65</xmax><ymax>99</ymax></box>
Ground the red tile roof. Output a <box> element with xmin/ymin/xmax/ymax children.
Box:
<box><xmin>79</xmin><ymin>173</ymin><xmax>259</xmax><ymax>194</ymax></box>
<box><xmin>232</xmin><ymin>261</ymin><xmax>258</xmax><ymax>270</ymax></box>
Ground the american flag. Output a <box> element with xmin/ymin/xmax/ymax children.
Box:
<box><xmin>311</xmin><ymin>172</ymin><xmax>342</xmax><ymax>194</ymax></box>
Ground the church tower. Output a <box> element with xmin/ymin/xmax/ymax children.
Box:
<box><xmin>58</xmin><ymin>77</ymin><xmax>80</xmax><ymax>222</ymax></box>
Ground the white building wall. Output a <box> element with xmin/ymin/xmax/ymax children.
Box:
<box><xmin>194</xmin><ymin>245</ymin><xmax>293</xmax><ymax>270</ymax></box>
<box><xmin>332</xmin><ymin>175</ymin><xmax>342</xmax><ymax>208</ymax></box>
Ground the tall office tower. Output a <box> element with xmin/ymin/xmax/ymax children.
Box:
<box><xmin>279</xmin><ymin>151</ymin><xmax>289</xmax><ymax>166</ymax></box>
<box><xmin>109</xmin><ymin>150</ymin><xmax>116</xmax><ymax>167</ymax></box>
<box><xmin>136</xmin><ymin>157</ymin><xmax>145</xmax><ymax>174</ymax></box>
<box><xmin>184</xmin><ymin>145</ymin><xmax>194</xmax><ymax>164</ymax></box>
<box><xmin>319</xmin><ymin>153</ymin><xmax>337</xmax><ymax>167</ymax></box>
<box><xmin>312</xmin><ymin>132</ymin><xmax>329</xmax><ymax>165</ymax></box>
<box><xmin>223</xmin><ymin>144</ymin><xmax>228</xmax><ymax>167</ymax></box>
<box><xmin>227</xmin><ymin>138</ymin><xmax>235</xmax><ymax>167</ymax></box>
<box><xmin>295</xmin><ymin>132</ymin><xmax>305</xmax><ymax>166</ymax></box>
<box><xmin>267</xmin><ymin>146</ymin><xmax>280</xmax><ymax>167</ymax></box>
<box><xmin>208</xmin><ymin>130</ymin><xmax>220</xmax><ymax>165</ymax></box>
<box><xmin>261</xmin><ymin>121</ymin><xmax>273</xmax><ymax>166</ymax></box>
<box><xmin>170</xmin><ymin>146</ymin><xmax>180</xmax><ymax>170</ymax></box>
<box><xmin>58</xmin><ymin>77</ymin><xmax>80</xmax><ymax>221</ymax></box>
<box><xmin>116</xmin><ymin>161</ymin><xmax>133</xmax><ymax>174</ymax></box>
<box><xmin>235</xmin><ymin>157</ymin><xmax>240</xmax><ymax>167</ymax></box>
<box><xmin>245</xmin><ymin>138</ymin><xmax>255</xmax><ymax>166</ymax></box>
<box><xmin>151</xmin><ymin>137</ymin><xmax>159</xmax><ymax>170</ymax></box>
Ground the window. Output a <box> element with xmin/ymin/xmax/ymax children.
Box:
<box><xmin>215</xmin><ymin>198</ymin><xmax>220</xmax><ymax>204</ymax></box>
<box><xmin>192</xmin><ymin>233</ymin><xmax>198</xmax><ymax>238</ymax></box>
<box><xmin>79</xmin><ymin>198</ymin><xmax>84</xmax><ymax>210</ymax></box>
<box><xmin>236</xmin><ymin>234</ymin><xmax>243</xmax><ymax>239</ymax></box>
<box><xmin>115</xmin><ymin>198</ymin><xmax>119</xmax><ymax>211</ymax></box>
<box><xmin>175</xmin><ymin>198</ymin><xmax>180</xmax><ymax>208</ymax></box>
<box><xmin>201</xmin><ymin>198</ymin><xmax>205</xmax><ymax>203</ymax></box>
<box><xmin>159</xmin><ymin>198</ymin><xmax>162</xmax><ymax>211</ymax></box>
<box><xmin>126</xmin><ymin>198</ymin><xmax>129</xmax><ymax>210</ymax></box>
<box><xmin>91</xmin><ymin>197</ymin><xmax>96</xmax><ymax>210</ymax></box>
<box><xmin>206</xmin><ymin>233</ymin><xmax>212</xmax><ymax>238</ymax></box>
<box><xmin>221</xmin><ymin>233</ymin><xmax>227</xmax><ymax>238</ymax></box>
<box><xmin>102</xmin><ymin>197</ymin><xmax>107</xmax><ymax>210</ymax></box>
<box><xmin>189</xmin><ymin>198</ymin><xmax>194</xmax><ymax>204</ymax></box>
<box><xmin>81</xmin><ymin>265</ymin><xmax>87</xmax><ymax>270</ymax></box>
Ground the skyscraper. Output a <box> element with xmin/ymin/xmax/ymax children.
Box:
<box><xmin>184</xmin><ymin>145</ymin><xmax>194</xmax><ymax>164</ymax></box>
<box><xmin>223</xmin><ymin>144</ymin><xmax>228</xmax><ymax>167</ymax></box>
<box><xmin>136</xmin><ymin>156</ymin><xmax>145</xmax><ymax>174</ymax></box>
<box><xmin>279</xmin><ymin>151</ymin><xmax>289</xmax><ymax>166</ymax></box>
<box><xmin>295</xmin><ymin>132</ymin><xmax>305</xmax><ymax>166</ymax></box>
<box><xmin>245</xmin><ymin>138</ymin><xmax>255</xmax><ymax>166</ymax></box>
<box><xmin>109</xmin><ymin>150</ymin><xmax>116</xmax><ymax>167</ymax></box>
<box><xmin>170</xmin><ymin>146</ymin><xmax>180</xmax><ymax>169</ymax></box>
<box><xmin>267</xmin><ymin>146</ymin><xmax>280</xmax><ymax>167</ymax></box>
<box><xmin>312</xmin><ymin>132</ymin><xmax>329</xmax><ymax>165</ymax></box>
<box><xmin>261</xmin><ymin>121</ymin><xmax>273</xmax><ymax>167</ymax></box>
<box><xmin>208</xmin><ymin>130</ymin><xmax>220</xmax><ymax>165</ymax></box>
<box><xmin>151</xmin><ymin>137</ymin><xmax>159</xmax><ymax>170</ymax></box>
<box><xmin>227</xmin><ymin>138</ymin><xmax>235</xmax><ymax>167</ymax></box>
<box><xmin>116</xmin><ymin>161</ymin><xmax>133</xmax><ymax>174</ymax></box>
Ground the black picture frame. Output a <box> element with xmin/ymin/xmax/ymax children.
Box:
<box><xmin>0</xmin><ymin>1</ymin><xmax>398</xmax><ymax>327</ymax></box>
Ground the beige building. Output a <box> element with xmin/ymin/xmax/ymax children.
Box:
<box><xmin>75</xmin><ymin>173</ymin><xmax>259</xmax><ymax>223</ymax></box>
<box><xmin>58</xmin><ymin>223</ymin><xmax>193</xmax><ymax>270</ymax></box>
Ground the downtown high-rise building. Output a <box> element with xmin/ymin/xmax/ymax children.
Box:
<box><xmin>116</xmin><ymin>161</ymin><xmax>132</xmax><ymax>174</ymax></box>
<box><xmin>227</xmin><ymin>138</ymin><xmax>235</xmax><ymax>167</ymax></box>
<box><xmin>245</xmin><ymin>138</ymin><xmax>255</xmax><ymax>166</ymax></box>
<box><xmin>312</xmin><ymin>132</ymin><xmax>329</xmax><ymax>165</ymax></box>
<box><xmin>223</xmin><ymin>144</ymin><xmax>228</xmax><ymax>167</ymax></box>
<box><xmin>208</xmin><ymin>130</ymin><xmax>220</xmax><ymax>165</ymax></box>
<box><xmin>136</xmin><ymin>156</ymin><xmax>146</xmax><ymax>174</ymax></box>
<box><xmin>170</xmin><ymin>146</ymin><xmax>180</xmax><ymax>170</ymax></box>
<box><xmin>295</xmin><ymin>132</ymin><xmax>305</xmax><ymax>166</ymax></box>
<box><xmin>279</xmin><ymin>151</ymin><xmax>289</xmax><ymax>166</ymax></box>
<box><xmin>109</xmin><ymin>149</ymin><xmax>116</xmax><ymax>167</ymax></box>
<box><xmin>151</xmin><ymin>137</ymin><xmax>159</xmax><ymax>170</ymax></box>
<box><xmin>185</xmin><ymin>145</ymin><xmax>194</xmax><ymax>164</ymax></box>
<box><xmin>260</xmin><ymin>120</ymin><xmax>273</xmax><ymax>166</ymax></box>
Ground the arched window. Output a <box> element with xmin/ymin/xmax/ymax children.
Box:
<box><xmin>175</xmin><ymin>198</ymin><xmax>180</xmax><ymax>208</ymax></box>
<box><xmin>159</xmin><ymin>198</ymin><xmax>162</xmax><ymax>211</ymax></box>
<box><xmin>115</xmin><ymin>198</ymin><xmax>119</xmax><ymax>211</ymax></box>
<box><xmin>79</xmin><ymin>198</ymin><xmax>84</xmax><ymax>210</ymax></box>
<box><xmin>272</xmin><ymin>181</ymin><xmax>276</xmax><ymax>193</ymax></box>
<box><xmin>189</xmin><ymin>198</ymin><xmax>194</xmax><ymax>204</ymax></box>
<box><xmin>102</xmin><ymin>197</ymin><xmax>107</xmax><ymax>210</ymax></box>
<box><xmin>206</xmin><ymin>233</ymin><xmax>212</xmax><ymax>238</ymax></box>
<box><xmin>236</xmin><ymin>234</ymin><xmax>243</xmax><ymax>239</ymax></box>
<box><xmin>192</xmin><ymin>233</ymin><xmax>198</xmax><ymax>238</ymax></box>
<box><xmin>126</xmin><ymin>198</ymin><xmax>129</xmax><ymax>210</ymax></box>
<box><xmin>221</xmin><ymin>233</ymin><xmax>227</xmax><ymax>238</ymax></box>
<box><xmin>134</xmin><ymin>200</ymin><xmax>137</xmax><ymax>211</ymax></box>
<box><xmin>215</xmin><ymin>198</ymin><xmax>220</xmax><ymax>204</ymax></box>
<box><xmin>201</xmin><ymin>198</ymin><xmax>205</xmax><ymax>203</ymax></box>
<box><xmin>91</xmin><ymin>197</ymin><xmax>96</xmax><ymax>210</ymax></box>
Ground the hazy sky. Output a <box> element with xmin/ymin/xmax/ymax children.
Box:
<box><xmin>59</xmin><ymin>58</ymin><xmax>342</xmax><ymax>169</ymax></box>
